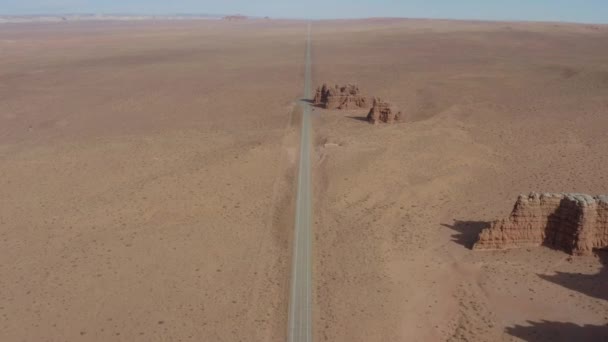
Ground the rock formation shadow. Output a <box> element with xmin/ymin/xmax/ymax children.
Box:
<box><xmin>505</xmin><ymin>320</ymin><xmax>608</xmax><ymax>342</ymax></box>
<box><xmin>300</xmin><ymin>99</ymin><xmax>326</xmax><ymax>109</ymax></box>
<box><xmin>345</xmin><ymin>115</ymin><xmax>369</xmax><ymax>122</ymax></box>
<box><xmin>541</xmin><ymin>196</ymin><xmax>583</xmax><ymax>253</ymax></box>
<box><xmin>441</xmin><ymin>220</ymin><xmax>491</xmax><ymax>249</ymax></box>
<box><xmin>538</xmin><ymin>251</ymin><xmax>608</xmax><ymax>301</ymax></box>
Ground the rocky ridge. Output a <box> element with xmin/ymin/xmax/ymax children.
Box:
<box><xmin>474</xmin><ymin>193</ymin><xmax>608</xmax><ymax>255</ymax></box>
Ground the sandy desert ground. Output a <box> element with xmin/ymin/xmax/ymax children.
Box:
<box><xmin>0</xmin><ymin>20</ymin><xmax>308</xmax><ymax>341</ymax></box>
<box><xmin>311</xmin><ymin>19</ymin><xmax>608</xmax><ymax>341</ymax></box>
<box><xmin>1</xmin><ymin>18</ymin><xmax>608</xmax><ymax>341</ymax></box>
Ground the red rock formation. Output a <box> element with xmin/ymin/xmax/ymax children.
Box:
<box><xmin>474</xmin><ymin>193</ymin><xmax>608</xmax><ymax>255</ymax></box>
<box><xmin>366</xmin><ymin>97</ymin><xmax>401</xmax><ymax>124</ymax></box>
<box><xmin>312</xmin><ymin>83</ymin><xmax>369</xmax><ymax>110</ymax></box>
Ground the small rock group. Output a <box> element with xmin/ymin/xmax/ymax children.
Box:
<box><xmin>313</xmin><ymin>84</ymin><xmax>369</xmax><ymax>110</ymax></box>
<box><xmin>367</xmin><ymin>97</ymin><xmax>401</xmax><ymax>124</ymax></box>
<box><xmin>312</xmin><ymin>83</ymin><xmax>402</xmax><ymax>124</ymax></box>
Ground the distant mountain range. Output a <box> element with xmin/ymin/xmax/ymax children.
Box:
<box><xmin>0</xmin><ymin>13</ymin><xmax>232</xmax><ymax>24</ymax></box>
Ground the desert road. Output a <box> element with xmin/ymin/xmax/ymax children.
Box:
<box><xmin>287</xmin><ymin>23</ymin><xmax>313</xmax><ymax>342</ymax></box>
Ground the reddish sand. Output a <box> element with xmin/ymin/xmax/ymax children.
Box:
<box><xmin>1</xmin><ymin>18</ymin><xmax>608</xmax><ymax>341</ymax></box>
<box><xmin>312</xmin><ymin>19</ymin><xmax>608</xmax><ymax>341</ymax></box>
<box><xmin>0</xmin><ymin>20</ymin><xmax>306</xmax><ymax>341</ymax></box>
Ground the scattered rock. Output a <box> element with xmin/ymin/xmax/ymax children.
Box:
<box><xmin>367</xmin><ymin>97</ymin><xmax>401</xmax><ymax>124</ymax></box>
<box><xmin>313</xmin><ymin>83</ymin><xmax>370</xmax><ymax>110</ymax></box>
<box><xmin>473</xmin><ymin>193</ymin><xmax>608</xmax><ymax>255</ymax></box>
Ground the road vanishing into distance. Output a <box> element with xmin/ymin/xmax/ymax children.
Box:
<box><xmin>287</xmin><ymin>23</ymin><xmax>313</xmax><ymax>342</ymax></box>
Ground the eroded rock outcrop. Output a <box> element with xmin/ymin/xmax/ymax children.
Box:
<box><xmin>474</xmin><ymin>193</ymin><xmax>608</xmax><ymax>255</ymax></box>
<box><xmin>313</xmin><ymin>84</ymin><xmax>369</xmax><ymax>110</ymax></box>
<box><xmin>366</xmin><ymin>97</ymin><xmax>401</xmax><ymax>124</ymax></box>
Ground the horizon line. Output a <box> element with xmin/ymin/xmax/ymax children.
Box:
<box><xmin>1</xmin><ymin>13</ymin><xmax>607</xmax><ymax>26</ymax></box>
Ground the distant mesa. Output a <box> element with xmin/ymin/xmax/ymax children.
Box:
<box><xmin>223</xmin><ymin>15</ymin><xmax>248</xmax><ymax>21</ymax></box>
<box><xmin>473</xmin><ymin>193</ymin><xmax>608</xmax><ymax>255</ymax></box>
<box><xmin>367</xmin><ymin>97</ymin><xmax>401</xmax><ymax>124</ymax></box>
<box><xmin>313</xmin><ymin>83</ymin><xmax>370</xmax><ymax>110</ymax></box>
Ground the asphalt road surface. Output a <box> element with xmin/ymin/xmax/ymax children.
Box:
<box><xmin>287</xmin><ymin>23</ymin><xmax>313</xmax><ymax>342</ymax></box>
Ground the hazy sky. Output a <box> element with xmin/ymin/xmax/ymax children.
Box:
<box><xmin>2</xmin><ymin>0</ymin><xmax>608</xmax><ymax>23</ymax></box>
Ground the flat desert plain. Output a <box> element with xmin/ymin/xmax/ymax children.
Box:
<box><xmin>1</xmin><ymin>18</ymin><xmax>607</xmax><ymax>342</ymax></box>
<box><xmin>0</xmin><ymin>20</ymin><xmax>306</xmax><ymax>341</ymax></box>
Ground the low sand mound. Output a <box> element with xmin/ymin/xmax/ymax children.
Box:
<box><xmin>474</xmin><ymin>193</ymin><xmax>608</xmax><ymax>255</ymax></box>
<box><xmin>366</xmin><ymin>97</ymin><xmax>401</xmax><ymax>124</ymax></box>
<box><xmin>313</xmin><ymin>83</ymin><xmax>370</xmax><ymax>109</ymax></box>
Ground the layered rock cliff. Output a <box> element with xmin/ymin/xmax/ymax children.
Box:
<box><xmin>313</xmin><ymin>84</ymin><xmax>369</xmax><ymax>109</ymax></box>
<box><xmin>367</xmin><ymin>97</ymin><xmax>401</xmax><ymax>124</ymax></box>
<box><xmin>473</xmin><ymin>193</ymin><xmax>608</xmax><ymax>255</ymax></box>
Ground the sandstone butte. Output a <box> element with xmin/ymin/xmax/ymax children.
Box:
<box><xmin>313</xmin><ymin>83</ymin><xmax>370</xmax><ymax>110</ymax></box>
<box><xmin>474</xmin><ymin>193</ymin><xmax>608</xmax><ymax>255</ymax></box>
<box><xmin>367</xmin><ymin>97</ymin><xmax>401</xmax><ymax>124</ymax></box>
